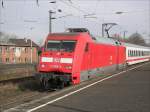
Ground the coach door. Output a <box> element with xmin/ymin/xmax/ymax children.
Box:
<box><xmin>116</xmin><ymin>43</ymin><xmax>120</xmax><ymax>70</ymax></box>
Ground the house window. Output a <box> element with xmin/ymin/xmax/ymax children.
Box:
<box><xmin>6</xmin><ymin>47</ymin><xmax>9</xmax><ymax>52</ymax></box>
<box><xmin>25</xmin><ymin>58</ymin><xmax>28</xmax><ymax>62</ymax></box>
<box><xmin>18</xmin><ymin>47</ymin><xmax>21</xmax><ymax>51</ymax></box>
<box><xmin>12</xmin><ymin>58</ymin><xmax>16</xmax><ymax>63</ymax></box>
<box><xmin>13</xmin><ymin>48</ymin><xmax>16</xmax><ymax>52</ymax></box>
<box><xmin>0</xmin><ymin>47</ymin><xmax>2</xmax><ymax>53</ymax></box>
<box><xmin>6</xmin><ymin>58</ymin><xmax>9</xmax><ymax>63</ymax></box>
<box><xmin>19</xmin><ymin>58</ymin><xmax>21</xmax><ymax>62</ymax></box>
<box><xmin>25</xmin><ymin>48</ymin><xmax>28</xmax><ymax>53</ymax></box>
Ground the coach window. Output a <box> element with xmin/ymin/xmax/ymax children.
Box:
<box><xmin>144</xmin><ymin>51</ymin><xmax>146</xmax><ymax>56</ymax></box>
<box><xmin>146</xmin><ymin>51</ymin><xmax>148</xmax><ymax>56</ymax></box>
<box><xmin>141</xmin><ymin>51</ymin><xmax>143</xmax><ymax>56</ymax></box>
<box><xmin>85</xmin><ymin>43</ymin><xmax>89</xmax><ymax>52</ymax></box>
<box><xmin>142</xmin><ymin>51</ymin><xmax>144</xmax><ymax>56</ymax></box>
<box><xmin>129</xmin><ymin>50</ymin><xmax>131</xmax><ymax>57</ymax></box>
<box><xmin>131</xmin><ymin>50</ymin><xmax>133</xmax><ymax>57</ymax></box>
<box><xmin>139</xmin><ymin>51</ymin><xmax>140</xmax><ymax>56</ymax></box>
<box><xmin>136</xmin><ymin>50</ymin><xmax>138</xmax><ymax>56</ymax></box>
<box><xmin>135</xmin><ymin>51</ymin><xmax>137</xmax><ymax>56</ymax></box>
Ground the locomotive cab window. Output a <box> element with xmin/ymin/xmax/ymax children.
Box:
<box><xmin>46</xmin><ymin>40</ymin><xmax>76</xmax><ymax>52</ymax></box>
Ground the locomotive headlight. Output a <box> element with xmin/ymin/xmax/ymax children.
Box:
<box><xmin>41</xmin><ymin>64</ymin><xmax>45</xmax><ymax>68</ymax></box>
<box><xmin>65</xmin><ymin>66</ymin><xmax>72</xmax><ymax>70</ymax></box>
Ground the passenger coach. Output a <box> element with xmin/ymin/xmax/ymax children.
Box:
<box><xmin>124</xmin><ymin>43</ymin><xmax>150</xmax><ymax>65</ymax></box>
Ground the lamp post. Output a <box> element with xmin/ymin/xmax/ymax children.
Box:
<box><xmin>123</xmin><ymin>30</ymin><xmax>128</xmax><ymax>40</ymax></box>
<box><xmin>30</xmin><ymin>27</ymin><xmax>34</xmax><ymax>64</ymax></box>
<box><xmin>24</xmin><ymin>20</ymin><xmax>37</xmax><ymax>64</ymax></box>
<box><xmin>49</xmin><ymin>10</ymin><xmax>56</xmax><ymax>33</ymax></box>
<box><xmin>49</xmin><ymin>1</ymin><xmax>62</xmax><ymax>33</ymax></box>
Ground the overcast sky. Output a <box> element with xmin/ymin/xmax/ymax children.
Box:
<box><xmin>0</xmin><ymin>0</ymin><xmax>150</xmax><ymax>44</ymax></box>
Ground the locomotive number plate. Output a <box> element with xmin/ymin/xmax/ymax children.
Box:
<box><xmin>53</xmin><ymin>58</ymin><xmax>60</xmax><ymax>62</ymax></box>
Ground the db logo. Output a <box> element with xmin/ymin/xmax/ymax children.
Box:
<box><xmin>53</xmin><ymin>58</ymin><xmax>60</xmax><ymax>62</ymax></box>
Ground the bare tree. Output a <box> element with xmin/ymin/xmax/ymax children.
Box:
<box><xmin>0</xmin><ymin>32</ymin><xmax>19</xmax><ymax>43</ymax></box>
<box><xmin>126</xmin><ymin>32</ymin><xmax>146</xmax><ymax>46</ymax></box>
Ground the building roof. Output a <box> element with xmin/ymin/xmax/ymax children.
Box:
<box><xmin>9</xmin><ymin>38</ymin><xmax>39</xmax><ymax>47</ymax></box>
<box><xmin>0</xmin><ymin>41</ymin><xmax>15</xmax><ymax>46</ymax></box>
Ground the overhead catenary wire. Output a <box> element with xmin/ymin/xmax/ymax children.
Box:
<box><xmin>59</xmin><ymin>0</ymin><xmax>91</xmax><ymax>15</ymax></box>
<box><xmin>36</xmin><ymin>0</ymin><xmax>39</xmax><ymax>6</ymax></box>
<box><xmin>1</xmin><ymin>0</ymin><xmax>4</xmax><ymax>8</ymax></box>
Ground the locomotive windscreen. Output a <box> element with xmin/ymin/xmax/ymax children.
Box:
<box><xmin>47</xmin><ymin>40</ymin><xmax>76</xmax><ymax>52</ymax></box>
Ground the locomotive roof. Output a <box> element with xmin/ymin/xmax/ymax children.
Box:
<box><xmin>48</xmin><ymin>33</ymin><xmax>121</xmax><ymax>46</ymax></box>
<box><xmin>48</xmin><ymin>33</ymin><xmax>150</xmax><ymax>49</ymax></box>
<box><xmin>93</xmin><ymin>36</ymin><xmax>121</xmax><ymax>46</ymax></box>
<box><xmin>48</xmin><ymin>33</ymin><xmax>80</xmax><ymax>36</ymax></box>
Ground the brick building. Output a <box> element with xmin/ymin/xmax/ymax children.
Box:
<box><xmin>0</xmin><ymin>38</ymin><xmax>39</xmax><ymax>64</ymax></box>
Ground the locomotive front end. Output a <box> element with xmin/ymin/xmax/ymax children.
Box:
<box><xmin>37</xmin><ymin>34</ymin><xmax>77</xmax><ymax>89</ymax></box>
<box><xmin>39</xmin><ymin>40</ymin><xmax>76</xmax><ymax>73</ymax></box>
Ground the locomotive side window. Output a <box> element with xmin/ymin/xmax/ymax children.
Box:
<box><xmin>47</xmin><ymin>40</ymin><xmax>76</xmax><ymax>52</ymax></box>
<box><xmin>85</xmin><ymin>43</ymin><xmax>89</xmax><ymax>52</ymax></box>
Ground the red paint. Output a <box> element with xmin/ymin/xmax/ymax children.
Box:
<box><xmin>38</xmin><ymin>32</ymin><xmax>150</xmax><ymax>85</ymax></box>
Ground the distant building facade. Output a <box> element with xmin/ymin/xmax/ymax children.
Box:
<box><xmin>0</xmin><ymin>38</ymin><xmax>39</xmax><ymax>64</ymax></box>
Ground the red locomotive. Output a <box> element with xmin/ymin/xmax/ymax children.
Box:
<box><xmin>37</xmin><ymin>29</ymin><xmax>150</xmax><ymax>89</ymax></box>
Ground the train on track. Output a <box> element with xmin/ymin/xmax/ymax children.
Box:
<box><xmin>36</xmin><ymin>28</ymin><xmax>150</xmax><ymax>89</ymax></box>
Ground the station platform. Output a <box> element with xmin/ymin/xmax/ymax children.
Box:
<box><xmin>36</xmin><ymin>62</ymin><xmax>150</xmax><ymax>112</ymax></box>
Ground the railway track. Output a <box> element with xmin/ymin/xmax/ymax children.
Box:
<box><xmin>0</xmin><ymin>76</ymin><xmax>35</xmax><ymax>85</ymax></box>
